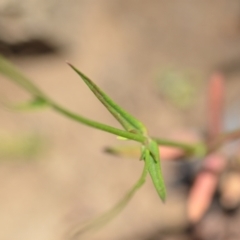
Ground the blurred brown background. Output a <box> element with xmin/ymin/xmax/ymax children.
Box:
<box><xmin>1</xmin><ymin>1</ymin><xmax>240</xmax><ymax>240</ymax></box>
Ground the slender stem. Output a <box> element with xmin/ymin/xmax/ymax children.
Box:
<box><xmin>208</xmin><ymin>129</ymin><xmax>240</xmax><ymax>152</ymax></box>
<box><xmin>0</xmin><ymin>56</ymin><xmax>147</xmax><ymax>143</ymax></box>
<box><xmin>219</xmin><ymin>129</ymin><xmax>240</xmax><ymax>143</ymax></box>
<box><xmin>207</xmin><ymin>73</ymin><xmax>224</xmax><ymax>141</ymax></box>
<box><xmin>50</xmin><ymin>102</ymin><xmax>146</xmax><ymax>142</ymax></box>
<box><xmin>0</xmin><ymin>56</ymin><xmax>46</xmax><ymax>98</ymax></box>
<box><xmin>152</xmin><ymin>137</ymin><xmax>196</xmax><ymax>152</ymax></box>
<box><xmin>0</xmin><ymin>56</ymin><xmax>206</xmax><ymax>151</ymax></box>
<box><xmin>69</xmin><ymin>161</ymin><xmax>148</xmax><ymax>238</ymax></box>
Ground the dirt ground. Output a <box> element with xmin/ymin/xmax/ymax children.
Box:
<box><xmin>1</xmin><ymin>1</ymin><xmax>240</xmax><ymax>240</ymax></box>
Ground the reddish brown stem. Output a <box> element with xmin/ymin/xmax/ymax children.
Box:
<box><xmin>208</xmin><ymin>129</ymin><xmax>240</xmax><ymax>152</ymax></box>
<box><xmin>207</xmin><ymin>72</ymin><xmax>225</xmax><ymax>142</ymax></box>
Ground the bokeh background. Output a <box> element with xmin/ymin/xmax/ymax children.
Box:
<box><xmin>1</xmin><ymin>1</ymin><xmax>240</xmax><ymax>239</ymax></box>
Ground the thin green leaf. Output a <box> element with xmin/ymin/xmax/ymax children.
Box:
<box><xmin>68</xmin><ymin>63</ymin><xmax>146</xmax><ymax>134</ymax></box>
<box><xmin>148</xmin><ymin>138</ymin><xmax>160</xmax><ymax>163</ymax></box>
<box><xmin>69</xmin><ymin>162</ymin><xmax>148</xmax><ymax>239</ymax></box>
<box><xmin>140</xmin><ymin>146</ymin><xmax>146</xmax><ymax>160</ymax></box>
<box><xmin>145</xmin><ymin>144</ymin><xmax>166</xmax><ymax>201</ymax></box>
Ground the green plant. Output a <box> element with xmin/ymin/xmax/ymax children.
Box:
<box><xmin>0</xmin><ymin>55</ymin><xmax>206</xmax><ymax>238</ymax></box>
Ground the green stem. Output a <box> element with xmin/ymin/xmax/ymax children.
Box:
<box><xmin>0</xmin><ymin>56</ymin><xmax>46</xmax><ymax>98</ymax></box>
<box><xmin>50</xmin><ymin>102</ymin><xmax>146</xmax><ymax>143</ymax></box>
<box><xmin>0</xmin><ymin>56</ymin><xmax>146</xmax><ymax>143</ymax></box>
<box><xmin>0</xmin><ymin>55</ymin><xmax>202</xmax><ymax>150</ymax></box>
<box><xmin>69</xmin><ymin>161</ymin><xmax>148</xmax><ymax>238</ymax></box>
<box><xmin>152</xmin><ymin>137</ymin><xmax>196</xmax><ymax>152</ymax></box>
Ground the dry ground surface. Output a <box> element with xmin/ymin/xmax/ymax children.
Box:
<box><xmin>1</xmin><ymin>1</ymin><xmax>240</xmax><ymax>240</ymax></box>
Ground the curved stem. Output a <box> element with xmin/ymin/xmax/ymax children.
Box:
<box><xmin>69</xmin><ymin>161</ymin><xmax>148</xmax><ymax>239</ymax></box>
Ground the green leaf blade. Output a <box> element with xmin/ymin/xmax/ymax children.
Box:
<box><xmin>68</xmin><ymin>63</ymin><xmax>146</xmax><ymax>134</ymax></box>
<box><xmin>148</xmin><ymin>138</ymin><xmax>160</xmax><ymax>163</ymax></box>
<box><xmin>145</xmin><ymin>143</ymin><xmax>166</xmax><ymax>202</ymax></box>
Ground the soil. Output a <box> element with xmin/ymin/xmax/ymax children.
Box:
<box><xmin>1</xmin><ymin>1</ymin><xmax>240</xmax><ymax>240</ymax></box>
